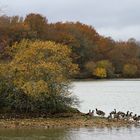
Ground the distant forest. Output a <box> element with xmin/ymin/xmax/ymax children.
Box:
<box><xmin>0</xmin><ymin>13</ymin><xmax>140</xmax><ymax>79</ymax></box>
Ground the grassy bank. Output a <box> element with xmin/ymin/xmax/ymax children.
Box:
<box><xmin>0</xmin><ymin>113</ymin><xmax>135</xmax><ymax>129</ymax></box>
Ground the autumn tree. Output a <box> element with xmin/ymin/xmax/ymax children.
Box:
<box><xmin>93</xmin><ymin>68</ymin><xmax>107</xmax><ymax>78</ymax></box>
<box><xmin>0</xmin><ymin>40</ymin><xmax>79</xmax><ymax>114</ymax></box>
<box><xmin>96</xmin><ymin>60</ymin><xmax>115</xmax><ymax>78</ymax></box>
<box><xmin>123</xmin><ymin>64</ymin><xmax>138</xmax><ymax>77</ymax></box>
<box><xmin>0</xmin><ymin>15</ymin><xmax>34</xmax><ymax>56</ymax></box>
<box><xmin>84</xmin><ymin>61</ymin><xmax>96</xmax><ymax>77</ymax></box>
<box><xmin>46</xmin><ymin>22</ymin><xmax>99</xmax><ymax>69</ymax></box>
<box><xmin>24</xmin><ymin>13</ymin><xmax>48</xmax><ymax>39</ymax></box>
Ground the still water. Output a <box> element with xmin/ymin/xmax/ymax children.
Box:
<box><xmin>73</xmin><ymin>80</ymin><xmax>140</xmax><ymax>115</ymax></box>
<box><xmin>0</xmin><ymin>80</ymin><xmax>140</xmax><ymax>140</ymax></box>
<box><xmin>0</xmin><ymin>126</ymin><xmax>140</xmax><ymax>140</ymax></box>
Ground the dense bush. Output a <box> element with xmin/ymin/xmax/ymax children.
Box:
<box><xmin>0</xmin><ymin>40</ymin><xmax>79</xmax><ymax>114</ymax></box>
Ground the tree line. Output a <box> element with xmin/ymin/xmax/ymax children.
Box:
<box><xmin>1</xmin><ymin>13</ymin><xmax>140</xmax><ymax>79</ymax></box>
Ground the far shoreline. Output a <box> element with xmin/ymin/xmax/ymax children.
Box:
<box><xmin>72</xmin><ymin>78</ymin><xmax>140</xmax><ymax>82</ymax></box>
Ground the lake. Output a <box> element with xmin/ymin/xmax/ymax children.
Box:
<box><xmin>73</xmin><ymin>80</ymin><xmax>140</xmax><ymax>115</ymax></box>
<box><xmin>0</xmin><ymin>80</ymin><xmax>140</xmax><ymax>140</ymax></box>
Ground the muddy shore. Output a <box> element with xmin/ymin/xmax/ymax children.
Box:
<box><xmin>0</xmin><ymin>113</ymin><xmax>136</xmax><ymax>129</ymax></box>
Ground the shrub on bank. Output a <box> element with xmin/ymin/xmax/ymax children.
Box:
<box><xmin>0</xmin><ymin>40</ymin><xmax>79</xmax><ymax>114</ymax></box>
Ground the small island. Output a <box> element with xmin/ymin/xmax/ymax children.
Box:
<box><xmin>0</xmin><ymin>108</ymin><xmax>140</xmax><ymax>129</ymax></box>
<box><xmin>0</xmin><ymin>111</ymin><xmax>139</xmax><ymax>129</ymax></box>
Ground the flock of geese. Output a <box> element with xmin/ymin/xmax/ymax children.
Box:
<box><xmin>85</xmin><ymin>108</ymin><xmax>140</xmax><ymax>123</ymax></box>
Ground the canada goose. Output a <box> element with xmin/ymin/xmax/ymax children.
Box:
<box><xmin>85</xmin><ymin>110</ymin><xmax>94</xmax><ymax>117</ymax></box>
<box><xmin>96</xmin><ymin>108</ymin><xmax>105</xmax><ymax>117</ymax></box>
<box><xmin>129</xmin><ymin>112</ymin><xmax>133</xmax><ymax>117</ymax></box>
<box><xmin>125</xmin><ymin>111</ymin><xmax>133</xmax><ymax>121</ymax></box>
<box><xmin>107</xmin><ymin>113</ymin><xmax>112</xmax><ymax>121</ymax></box>
<box><xmin>114</xmin><ymin>113</ymin><xmax>120</xmax><ymax>121</ymax></box>
<box><xmin>135</xmin><ymin>115</ymin><xmax>140</xmax><ymax>122</ymax></box>
<box><xmin>91</xmin><ymin>110</ymin><xmax>94</xmax><ymax>117</ymax></box>
<box><xmin>117</xmin><ymin>111</ymin><xmax>125</xmax><ymax>115</ymax></box>
<box><xmin>133</xmin><ymin>114</ymin><xmax>137</xmax><ymax>121</ymax></box>
<box><xmin>117</xmin><ymin>111</ymin><xmax>125</xmax><ymax>118</ymax></box>
<box><xmin>126</xmin><ymin>111</ymin><xmax>129</xmax><ymax>117</ymax></box>
<box><xmin>85</xmin><ymin>110</ymin><xmax>91</xmax><ymax>115</ymax></box>
<box><xmin>124</xmin><ymin>111</ymin><xmax>130</xmax><ymax>120</ymax></box>
<box><xmin>110</xmin><ymin>109</ymin><xmax>117</xmax><ymax>115</ymax></box>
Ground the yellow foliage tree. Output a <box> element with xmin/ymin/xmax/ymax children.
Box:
<box><xmin>0</xmin><ymin>40</ymin><xmax>79</xmax><ymax>113</ymax></box>
<box><xmin>93</xmin><ymin>68</ymin><xmax>107</xmax><ymax>78</ymax></box>
<box><xmin>96</xmin><ymin>60</ymin><xmax>114</xmax><ymax>78</ymax></box>
<box><xmin>2</xmin><ymin>40</ymin><xmax>78</xmax><ymax>96</ymax></box>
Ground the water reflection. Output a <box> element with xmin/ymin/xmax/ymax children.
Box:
<box><xmin>0</xmin><ymin>126</ymin><xmax>140</xmax><ymax>140</ymax></box>
<box><xmin>0</xmin><ymin>128</ymin><xmax>71</xmax><ymax>140</ymax></box>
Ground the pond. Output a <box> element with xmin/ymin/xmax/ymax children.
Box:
<box><xmin>0</xmin><ymin>80</ymin><xmax>140</xmax><ymax>140</ymax></box>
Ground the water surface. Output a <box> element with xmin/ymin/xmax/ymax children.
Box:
<box><xmin>73</xmin><ymin>80</ymin><xmax>140</xmax><ymax>115</ymax></box>
<box><xmin>0</xmin><ymin>126</ymin><xmax>140</xmax><ymax>140</ymax></box>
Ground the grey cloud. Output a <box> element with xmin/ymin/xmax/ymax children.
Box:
<box><xmin>1</xmin><ymin>0</ymin><xmax>140</xmax><ymax>40</ymax></box>
<box><xmin>98</xmin><ymin>25</ymin><xmax>140</xmax><ymax>41</ymax></box>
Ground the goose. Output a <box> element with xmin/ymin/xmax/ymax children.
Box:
<box><xmin>135</xmin><ymin>115</ymin><xmax>140</xmax><ymax>123</ymax></box>
<box><xmin>129</xmin><ymin>112</ymin><xmax>133</xmax><ymax>117</ymax></box>
<box><xmin>126</xmin><ymin>111</ymin><xmax>129</xmax><ymax>117</ymax></box>
<box><xmin>107</xmin><ymin>113</ymin><xmax>112</xmax><ymax>121</ymax></box>
<box><xmin>129</xmin><ymin>112</ymin><xmax>133</xmax><ymax>118</ymax></box>
<box><xmin>128</xmin><ymin>112</ymin><xmax>133</xmax><ymax>121</ymax></box>
<box><xmin>117</xmin><ymin>111</ymin><xmax>125</xmax><ymax>118</ymax></box>
<box><xmin>110</xmin><ymin>109</ymin><xmax>117</xmax><ymax>115</ymax></box>
<box><xmin>110</xmin><ymin>109</ymin><xmax>117</xmax><ymax>118</ymax></box>
<box><xmin>124</xmin><ymin>111</ymin><xmax>130</xmax><ymax>120</ymax></box>
<box><xmin>85</xmin><ymin>110</ymin><xmax>94</xmax><ymax>117</ymax></box>
<box><xmin>133</xmin><ymin>114</ymin><xmax>137</xmax><ymax>121</ymax></box>
<box><xmin>91</xmin><ymin>110</ymin><xmax>94</xmax><ymax>117</ymax></box>
<box><xmin>96</xmin><ymin>108</ymin><xmax>105</xmax><ymax>117</ymax></box>
<box><xmin>125</xmin><ymin>112</ymin><xmax>133</xmax><ymax>121</ymax></box>
<box><xmin>114</xmin><ymin>113</ymin><xmax>120</xmax><ymax>121</ymax></box>
<box><xmin>86</xmin><ymin>110</ymin><xmax>91</xmax><ymax>115</ymax></box>
<box><xmin>117</xmin><ymin>111</ymin><xmax>125</xmax><ymax>116</ymax></box>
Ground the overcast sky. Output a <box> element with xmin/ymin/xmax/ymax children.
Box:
<box><xmin>0</xmin><ymin>0</ymin><xmax>140</xmax><ymax>41</ymax></box>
